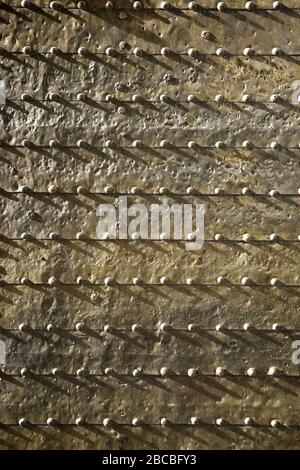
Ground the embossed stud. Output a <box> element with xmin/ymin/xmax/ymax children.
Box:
<box><xmin>242</xmin><ymin>96</ymin><xmax>252</xmax><ymax>107</ymax></box>
<box><xmin>244</xmin><ymin>417</ymin><xmax>255</xmax><ymax>426</ymax></box>
<box><xmin>21</xmin><ymin>93</ymin><xmax>33</xmax><ymax>102</ymax></box>
<box><xmin>132</xmin><ymin>417</ymin><xmax>143</xmax><ymax>426</ymax></box>
<box><xmin>106</xmin><ymin>47</ymin><xmax>118</xmax><ymax>58</ymax></box>
<box><xmin>75</xmin><ymin>322</ymin><xmax>87</xmax><ymax>332</ymax></box>
<box><xmin>245</xmin><ymin>1</ymin><xmax>257</xmax><ymax>10</ymax></box>
<box><xmin>133</xmin><ymin>1</ymin><xmax>143</xmax><ymax>10</ymax></box>
<box><xmin>160</xmin><ymin>322</ymin><xmax>172</xmax><ymax>333</ymax></box>
<box><xmin>241</xmin><ymin>277</ymin><xmax>253</xmax><ymax>286</ymax></box>
<box><xmin>77</xmin><ymin>1</ymin><xmax>87</xmax><ymax>9</ymax></box>
<box><xmin>243</xmin><ymin>47</ymin><xmax>255</xmax><ymax>57</ymax></box>
<box><xmin>159</xmin><ymin>139</ymin><xmax>170</xmax><ymax>148</ymax></box>
<box><xmin>105</xmin><ymin>140</ymin><xmax>115</xmax><ymax>149</ymax></box>
<box><xmin>161</xmin><ymin>47</ymin><xmax>173</xmax><ymax>58</ymax></box>
<box><xmin>159</xmin><ymin>276</ymin><xmax>169</xmax><ymax>285</ymax></box>
<box><xmin>214</xmin><ymin>187</ymin><xmax>225</xmax><ymax>195</ymax></box>
<box><xmin>160</xmin><ymin>233</ymin><xmax>169</xmax><ymax>241</ymax></box>
<box><xmin>272</xmin><ymin>323</ymin><xmax>282</xmax><ymax>331</ymax></box>
<box><xmin>20</xmin><ymin>232</ymin><xmax>33</xmax><ymax>240</ymax></box>
<box><xmin>186</xmin><ymin>277</ymin><xmax>194</xmax><ymax>286</ymax></box>
<box><xmin>18</xmin><ymin>418</ymin><xmax>30</xmax><ymax>427</ymax></box>
<box><xmin>131</xmin><ymin>323</ymin><xmax>143</xmax><ymax>333</ymax></box>
<box><xmin>270</xmin><ymin>94</ymin><xmax>281</xmax><ymax>104</ymax></box>
<box><xmin>22</xmin><ymin>140</ymin><xmax>35</xmax><ymax>150</ymax></box>
<box><xmin>133</xmin><ymin>47</ymin><xmax>145</xmax><ymax>57</ymax></box>
<box><xmin>270</xmin><ymin>277</ymin><xmax>281</xmax><ymax>287</ymax></box>
<box><xmin>187</xmin><ymin>140</ymin><xmax>198</xmax><ymax>151</ymax></box>
<box><xmin>49</xmin><ymin>232</ymin><xmax>61</xmax><ymax>240</ymax></box>
<box><xmin>186</xmin><ymin>186</ymin><xmax>194</xmax><ymax>194</ymax></box>
<box><xmin>187</xmin><ymin>233</ymin><xmax>196</xmax><ymax>242</ymax></box>
<box><xmin>216</xmin><ymin>276</ymin><xmax>227</xmax><ymax>285</ymax></box>
<box><xmin>214</xmin><ymin>233</ymin><xmax>224</xmax><ymax>242</ymax></box>
<box><xmin>76</xmin><ymin>368</ymin><xmax>88</xmax><ymax>378</ymax></box>
<box><xmin>187</xmin><ymin>48</ymin><xmax>200</xmax><ymax>59</ymax></box>
<box><xmin>247</xmin><ymin>367</ymin><xmax>257</xmax><ymax>377</ymax></box>
<box><xmin>132</xmin><ymin>140</ymin><xmax>143</xmax><ymax>149</ymax></box>
<box><xmin>18</xmin><ymin>323</ymin><xmax>30</xmax><ymax>333</ymax></box>
<box><xmin>187</xmin><ymin>323</ymin><xmax>198</xmax><ymax>332</ymax></box>
<box><xmin>158</xmin><ymin>186</ymin><xmax>168</xmax><ymax>194</ymax></box>
<box><xmin>48</xmin><ymin>184</ymin><xmax>58</xmax><ymax>194</ymax></box>
<box><xmin>215</xmin><ymin>141</ymin><xmax>226</xmax><ymax>149</ymax></box>
<box><xmin>217</xmin><ymin>2</ymin><xmax>226</xmax><ymax>11</ymax></box>
<box><xmin>188</xmin><ymin>1</ymin><xmax>200</xmax><ymax>11</ymax></box>
<box><xmin>51</xmin><ymin>367</ymin><xmax>63</xmax><ymax>377</ymax></box>
<box><xmin>50</xmin><ymin>1</ymin><xmax>69</xmax><ymax>12</ymax></box>
<box><xmin>160</xmin><ymin>367</ymin><xmax>172</xmax><ymax>377</ymax></box>
<box><xmin>270</xmin><ymin>141</ymin><xmax>281</xmax><ymax>150</ymax></box>
<box><xmin>269</xmin><ymin>189</ymin><xmax>280</xmax><ymax>197</ymax></box>
<box><xmin>242</xmin><ymin>140</ymin><xmax>253</xmax><ymax>149</ymax></box>
<box><xmin>49</xmin><ymin>47</ymin><xmax>63</xmax><ymax>57</ymax></box>
<box><xmin>105</xmin><ymin>1</ymin><xmax>114</xmax><ymax>9</ymax></box>
<box><xmin>269</xmin><ymin>233</ymin><xmax>280</xmax><ymax>242</ymax></box>
<box><xmin>215</xmin><ymin>323</ymin><xmax>224</xmax><ymax>333</ymax></box>
<box><xmin>215</xmin><ymin>366</ymin><xmax>227</xmax><ymax>377</ymax></box>
<box><xmin>187</xmin><ymin>368</ymin><xmax>198</xmax><ymax>378</ymax></box>
<box><xmin>49</xmin><ymin>139</ymin><xmax>61</xmax><ymax>149</ymax></box>
<box><xmin>216</xmin><ymin>47</ymin><xmax>228</xmax><ymax>58</ymax></box>
<box><xmin>78</xmin><ymin>47</ymin><xmax>89</xmax><ymax>57</ymax></box>
<box><xmin>20</xmin><ymin>277</ymin><xmax>31</xmax><ymax>286</ymax></box>
<box><xmin>160</xmin><ymin>1</ymin><xmax>171</xmax><ymax>9</ymax></box>
<box><xmin>103</xmin><ymin>418</ymin><xmax>115</xmax><ymax>428</ymax></box>
<box><xmin>21</xmin><ymin>1</ymin><xmax>35</xmax><ymax>9</ymax></box>
<box><xmin>215</xmin><ymin>94</ymin><xmax>225</xmax><ymax>103</ymax></box>
<box><xmin>76</xmin><ymin>276</ymin><xmax>89</xmax><ymax>285</ymax></box>
<box><xmin>132</xmin><ymin>367</ymin><xmax>144</xmax><ymax>378</ymax></box>
<box><xmin>268</xmin><ymin>366</ymin><xmax>281</xmax><ymax>376</ymax></box>
<box><xmin>242</xmin><ymin>233</ymin><xmax>253</xmax><ymax>242</ymax></box>
<box><xmin>132</xmin><ymin>277</ymin><xmax>142</xmax><ymax>286</ymax></box>
<box><xmin>48</xmin><ymin>92</ymin><xmax>61</xmax><ymax>103</ymax></box>
<box><xmin>131</xmin><ymin>232</ymin><xmax>141</xmax><ymax>241</ymax></box>
<box><xmin>243</xmin><ymin>322</ymin><xmax>253</xmax><ymax>331</ymax></box>
<box><xmin>159</xmin><ymin>94</ymin><xmax>171</xmax><ymax>104</ymax></box>
<box><xmin>190</xmin><ymin>416</ymin><xmax>200</xmax><ymax>425</ymax></box>
<box><xmin>132</xmin><ymin>94</ymin><xmax>143</xmax><ymax>104</ymax></box>
<box><xmin>76</xmin><ymin>232</ymin><xmax>87</xmax><ymax>241</ymax></box>
<box><xmin>273</xmin><ymin>1</ymin><xmax>283</xmax><ymax>9</ymax></box>
<box><xmin>270</xmin><ymin>419</ymin><xmax>281</xmax><ymax>428</ymax></box>
<box><xmin>20</xmin><ymin>367</ymin><xmax>31</xmax><ymax>377</ymax></box>
<box><xmin>22</xmin><ymin>46</ymin><xmax>34</xmax><ymax>56</ymax></box>
<box><xmin>47</xmin><ymin>417</ymin><xmax>59</xmax><ymax>426</ymax></box>
<box><xmin>272</xmin><ymin>47</ymin><xmax>283</xmax><ymax>56</ymax></box>
<box><xmin>104</xmin><ymin>366</ymin><xmax>115</xmax><ymax>376</ymax></box>
<box><xmin>75</xmin><ymin>417</ymin><xmax>86</xmax><ymax>426</ymax></box>
<box><xmin>104</xmin><ymin>185</ymin><xmax>114</xmax><ymax>194</ymax></box>
<box><xmin>241</xmin><ymin>186</ymin><xmax>252</xmax><ymax>195</ymax></box>
<box><xmin>160</xmin><ymin>417</ymin><xmax>171</xmax><ymax>427</ymax></box>
<box><xmin>46</xmin><ymin>323</ymin><xmax>56</xmax><ymax>333</ymax></box>
<box><xmin>216</xmin><ymin>417</ymin><xmax>226</xmax><ymax>426</ymax></box>
<box><xmin>48</xmin><ymin>276</ymin><xmax>59</xmax><ymax>287</ymax></box>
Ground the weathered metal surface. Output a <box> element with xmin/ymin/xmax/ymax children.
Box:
<box><xmin>0</xmin><ymin>0</ymin><xmax>300</xmax><ymax>450</ymax></box>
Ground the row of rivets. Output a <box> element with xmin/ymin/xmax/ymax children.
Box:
<box><xmin>0</xmin><ymin>277</ymin><xmax>296</xmax><ymax>287</ymax></box>
<box><xmin>1</xmin><ymin>141</ymin><xmax>297</xmax><ymax>150</ymax></box>
<box><xmin>15</xmin><ymin>1</ymin><xmax>286</xmax><ymax>13</ymax></box>
<box><xmin>15</xmin><ymin>92</ymin><xmax>290</xmax><ymax>103</ymax></box>
<box><xmin>13</xmin><ymin>417</ymin><xmax>288</xmax><ymax>428</ymax></box>
<box><xmin>0</xmin><ymin>365</ymin><xmax>292</xmax><ymax>378</ymax></box>
<box><xmin>3</xmin><ymin>185</ymin><xmax>300</xmax><ymax>196</ymax></box>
